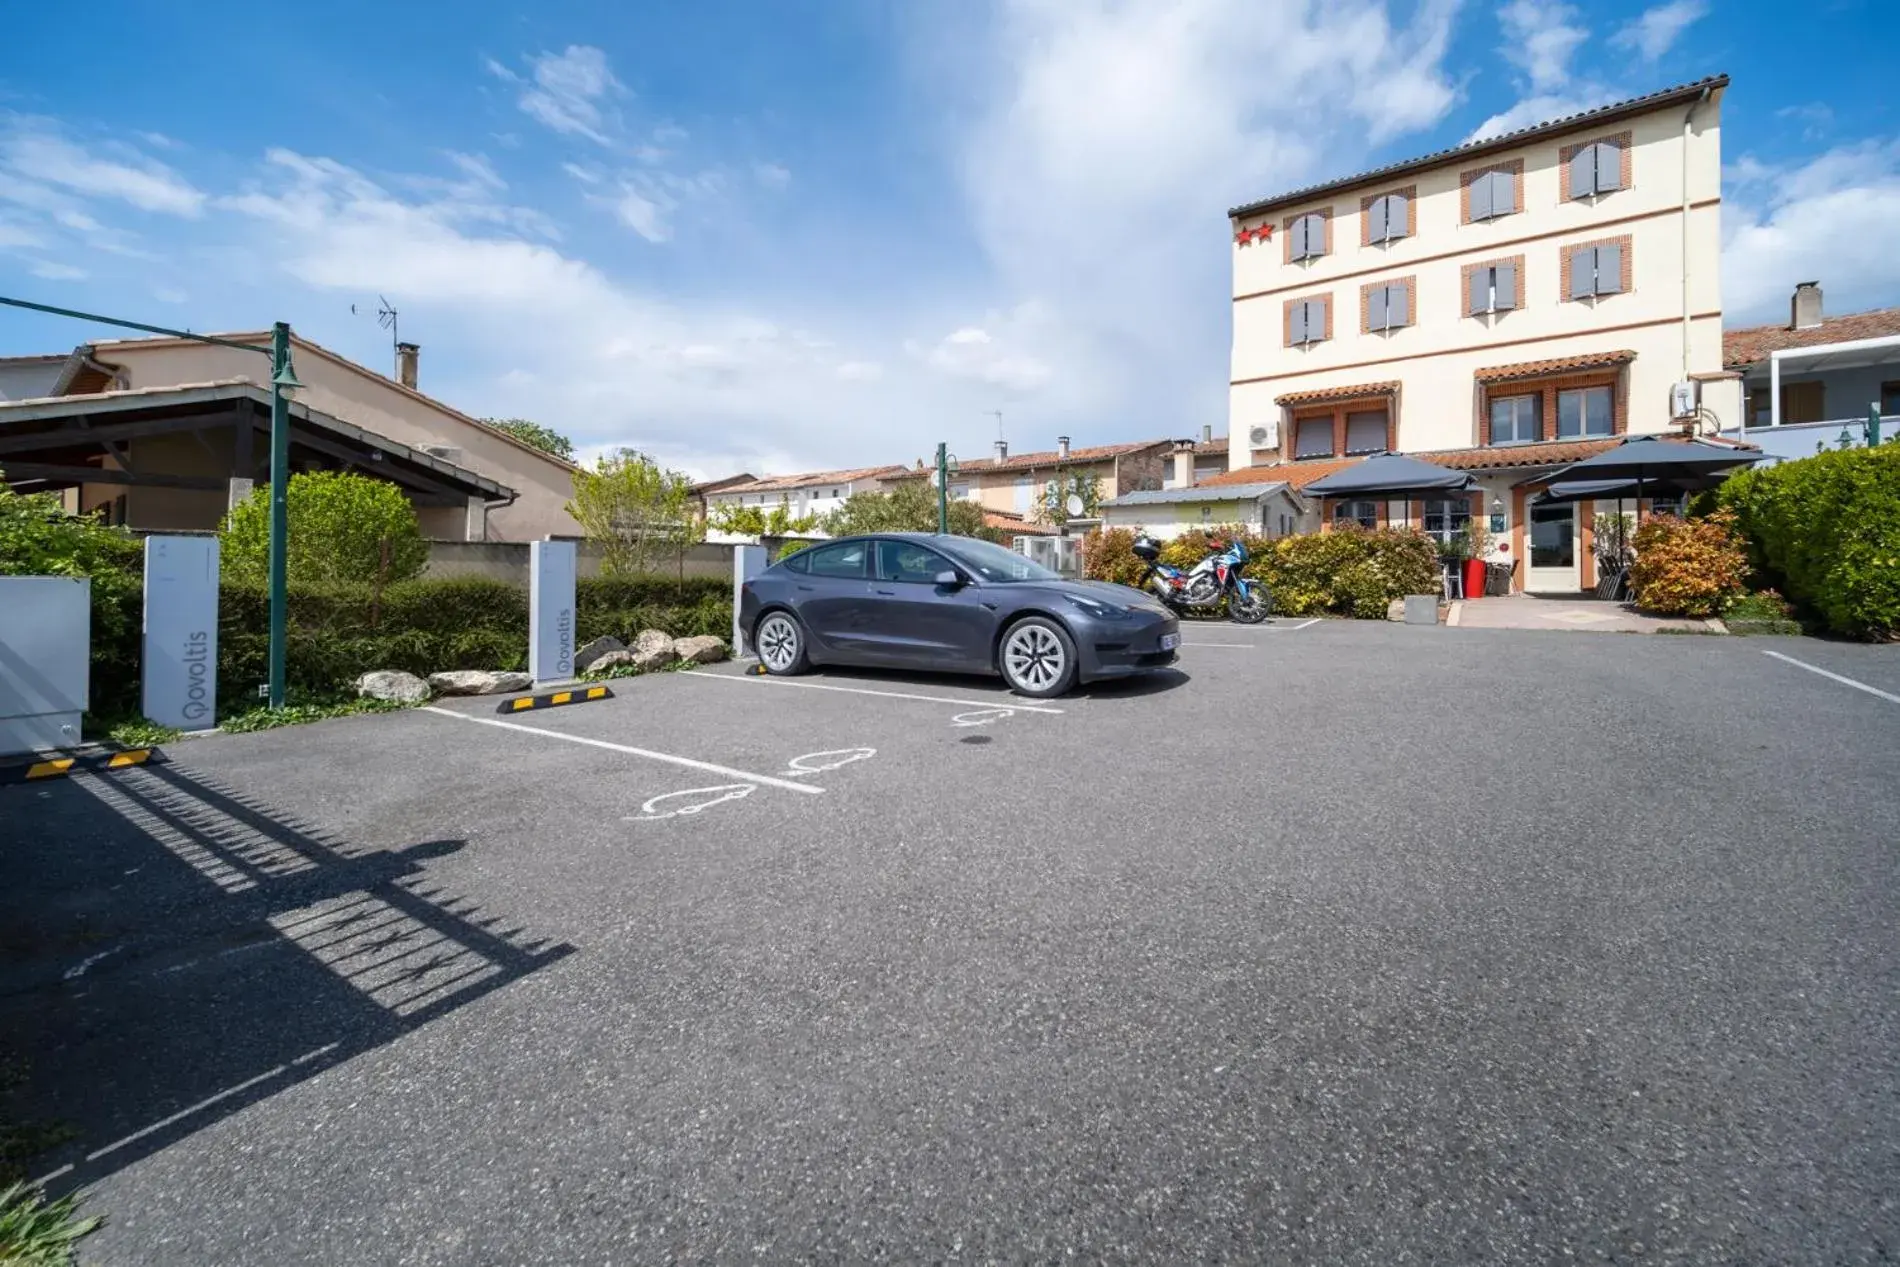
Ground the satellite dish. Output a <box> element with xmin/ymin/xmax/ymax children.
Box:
<box><xmin>1065</xmin><ymin>494</ymin><xmax>1086</xmax><ymax>517</ymax></box>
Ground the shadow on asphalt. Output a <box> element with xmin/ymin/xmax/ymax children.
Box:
<box><xmin>788</xmin><ymin>662</ymin><xmax>1193</xmax><ymax>701</ymax></box>
<box><xmin>0</xmin><ymin>759</ymin><xmax>573</xmax><ymax>1192</ymax></box>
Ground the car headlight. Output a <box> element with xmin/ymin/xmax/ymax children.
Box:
<box><xmin>1064</xmin><ymin>594</ymin><xmax>1131</xmax><ymax>620</ymax></box>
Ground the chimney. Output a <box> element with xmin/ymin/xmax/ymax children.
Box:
<box><xmin>396</xmin><ymin>341</ymin><xmax>420</xmax><ymax>389</ymax></box>
<box><xmin>1790</xmin><ymin>282</ymin><xmax>1823</xmax><ymax>331</ymax></box>
<box><xmin>993</xmin><ymin>439</ymin><xmax>1008</xmax><ymax>465</ymax></box>
<box><xmin>1171</xmin><ymin>445</ymin><xmax>1194</xmax><ymax>488</ymax></box>
<box><xmin>1057</xmin><ymin>435</ymin><xmax>1070</xmax><ymax>460</ymax></box>
<box><xmin>1202</xmin><ymin>424</ymin><xmax>1213</xmax><ymax>444</ymax></box>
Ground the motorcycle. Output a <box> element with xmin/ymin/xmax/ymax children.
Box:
<box><xmin>1132</xmin><ymin>535</ymin><xmax>1271</xmax><ymax>624</ymax></box>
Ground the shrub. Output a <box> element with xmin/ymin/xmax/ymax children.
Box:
<box><xmin>1250</xmin><ymin>527</ymin><xmax>1440</xmax><ymax>618</ymax></box>
<box><xmin>1627</xmin><ymin>511</ymin><xmax>1748</xmax><ymax>617</ymax></box>
<box><xmin>774</xmin><ymin>539</ymin><xmax>814</xmax><ymax>562</ymax></box>
<box><xmin>0</xmin><ymin>483</ymin><xmax>144</xmax><ymax>719</ymax></box>
<box><xmin>220</xmin><ymin>470</ymin><xmax>428</xmax><ymax>589</ymax></box>
<box><xmin>1717</xmin><ymin>445</ymin><xmax>1900</xmax><ymax>639</ymax></box>
<box><xmin>1079</xmin><ymin>527</ymin><xmax>1148</xmax><ymax>588</ymax></box>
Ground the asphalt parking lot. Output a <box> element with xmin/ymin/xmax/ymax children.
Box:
<box><xmin>4</xmin><ymin>620</ymin><xmax>1898</xmax><ymax>1264</ymax></box>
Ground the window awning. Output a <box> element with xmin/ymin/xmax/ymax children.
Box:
<box><xmin>1474</xmin><ymin>350</ymin><xmax>1636</xmax><ymax>384</ymax></box>
<box><xmin>1275</xmin><ymin>381</ymin><xmax>1400</xmax><ymax>408</ymax></box>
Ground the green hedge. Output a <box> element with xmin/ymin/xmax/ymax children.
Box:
<box><xmin>82</xmin><ymin>575</ymin><xmax>731</xmax><ymax>717</ymax></box>
<box><xmin>1716</xmin><ymin>445</ymin><xmax>1900</xmax><ymax>639</ymax></box>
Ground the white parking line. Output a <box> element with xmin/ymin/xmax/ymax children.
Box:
<box><xmin>420</xmin><ymin>707</ymin><xmax>825</xmax><ymax>794</ymax></box>
<box><xmin>678</xmin><ymin>670</ymin><xmax>1064</xmax><ymax>715</ymax></box>
<box><xmin>1761</xmin><ymin>650</ymin><xmax>1900</xmax><ymax>705</ymax></box>
<box><xmin>1180</xmin><ymin>641</ymin><xmax>1258</xmax><ymax>649</ymax></box>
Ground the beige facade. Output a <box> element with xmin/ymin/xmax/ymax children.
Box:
<box><xmin>86</xmin><ymin>334</ymin><xmax>580</xmax><ymax>540</ymax></box>
<box><xmin>893</xmin><ymin>440</ymin><xmax>1175</xmax><ymax>522</ymax></box>
<box><xmin>1223</xmin><ymin>77</ymin><xmax>1734</xmax><ymax>592</ymax></box>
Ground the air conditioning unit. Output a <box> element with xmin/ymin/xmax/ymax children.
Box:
<box><xmin>1248</xmin><ymin>424</ymin><xmax>1275</xmax><ymax>449</ymax></box>
<box><xmin>1670</xmin><ymin>380</ymin><xmax>1700</xmax><ymax>419</ymax></box>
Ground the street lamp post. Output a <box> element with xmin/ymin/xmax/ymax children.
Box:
<box><xmin>0</xmin><ymin>294</ymin><xmax>300</xmax><ymax>708</ymax></box>
<box><xmin>934</xmin><ymin>443</ymin><xmax>959</xmax><ymax>534</ymax></box>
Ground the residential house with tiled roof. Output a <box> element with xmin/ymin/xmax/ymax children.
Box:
<box><xmin>886</xmin><ymin>436</ymin><xmax>1176</xmax><ymax>525</ymax></box>
<box><xmin>1221</xmin><ymin>75</ymin><xmax>1740</xmax><ymax>592</ymax></box>
<box><xmin>701</xmin><ymin>464</ymin><xmax>910</xmax><ymax>540</ymax></box>
<box><xmin>1722</xmin><ymin>283</ymin><xmax>1900</xmax><ymax>461</ymax></box>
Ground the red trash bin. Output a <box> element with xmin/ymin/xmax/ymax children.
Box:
<box><xmin>1463</xmin><ymin>558</ymin><xmax>1487</xmax><ymax>601</ymax></box>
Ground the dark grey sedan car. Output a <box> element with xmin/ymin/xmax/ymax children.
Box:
<box><xmin>737</xmin><ymin>534</ymin><xmax>1180</xmax><ymax>698</ymax></box>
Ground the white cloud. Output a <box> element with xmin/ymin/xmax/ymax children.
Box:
<box><xmin>1466</xmin><ymin>90</ymin><xmax>1614</xmax><ymax>142</ymax></box>
<box><xmin>152</xmin><ymin>286</ymin><xmax>189</xmax><ymax>304</ymax></box>
<box><xmin>1610</xmin><ymin>0</ymin><xmax>1707</xmax><ymax>61</ymax></box>
<box><xmin>562</xmin><ymin>161</ymin><xmax>603</xmax><ymax>185</ymax></box>
<box><xmin>0</xmin><ymin>122</ymin><xmax>205</xmax><ymax>216</ymax></box>
<box><xmin>492</xmin><ymin>45</ymin><xmax>624</xmax><ymax>146</ymax></box>
<box><xmin>835</xmin><ymin>360</ymin><xmax>882</xmax><ymax>382</ymax></box>
<box><xmin>611</xmin><ymin>185</ymin><xmax>670</xmax><ymax>242</ymax></box>
<box><xmin>444</xmin><ymin>151</ymin><xmax>504</xmax><ymax>190</ymax></box>
<box><xmin>910</xmin><ymin>323</ymin><xmax>1053</xmax><ymax>393</ymax></box>
<box><xmin>753</xmin><ymin>161</ymin><xmax>791</xmax><ymax>189</ymax></box>
<box><xmin>53</xmin><ymin>208</ymin><xmax>101</xmax><ymax>232</ymax></box>
<box><xmin>28</xmin><ymin>260</ymin><xmax>87</xmax><ymax>280</ymax></box>
<box><xmin>1498</xmin><ymin>0</ymin><xmax>1588</xmax><ymax>92</ymax></box>
<box><xmin>1723</xmin><ymin>140</ymin><xmax>1900</xmax><ymax>323</ymax></box>
<box><xmin>0</xmin><ymin>219</ymin><xmax>42</xmax><ymax>248</ymax></box>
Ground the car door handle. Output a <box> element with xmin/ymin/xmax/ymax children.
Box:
<box><xmin>796</xmin><ymin>584</ymin><xmax>815</xmax><ymax>592</ymax></box>
<box><xmin>875</xmin><ymin>589</ymin><xmax>896</xmax><ymax>596</ymax></box>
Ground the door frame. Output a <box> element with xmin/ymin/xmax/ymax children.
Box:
<box><xmin>1525</xmin><ymin>500</ymin><xmax>1581</xmax><ymax>593</ymax></box>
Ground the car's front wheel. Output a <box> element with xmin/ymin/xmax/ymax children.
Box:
<box><xmin>755</xmin><ymin>610</ymin><xmax>810</xmax><ymax>675</ymax></box>
<box><xmin>998</xmin><ymin>616</ymin><xmax>1078</xmax><ymax>698</ymax></box>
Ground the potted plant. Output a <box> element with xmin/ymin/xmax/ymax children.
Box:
<box><xmin>1456</xmin><ymin>518</ymin><xmax>1494</xmax><ymax>600</ymax></box>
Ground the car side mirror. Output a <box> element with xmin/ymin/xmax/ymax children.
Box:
<box><xmin>933</xmin><ymin>570</ymin><xmax>964</xmax><ymax>588</ymax></box>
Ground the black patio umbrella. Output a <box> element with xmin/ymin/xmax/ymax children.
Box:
<box><xmin>1540</xmin><ymin>436</ymin><xmax>1761</xmax><ymax>511</ymax></box>
<box><xmin>1533</xmin><ymin>476</ymin><xmax>1692</xmax><ymax>505</ymax></box>
<box><xmin>1302</xmin><ymin>452</ymin><xmax>1477</xmax><ymax>499</ymax></box>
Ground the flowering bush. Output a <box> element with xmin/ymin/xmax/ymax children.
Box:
<box><xmin>1079</xmin><ymin>526</ymin><xmax>1148</xmax><ymax>588</ymax></box>
<box><xmin>1627</xmin><ymin>510</ymin><xmax>1748</xmax><ymax>617</ymax></box>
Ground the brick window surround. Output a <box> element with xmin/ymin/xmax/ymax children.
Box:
<box><xmin>1283</xmin><ymin>396</ymin><xmax>1398</xmax><ymax>463</ymax></box>
<box><xmin>1282</xmin><ymin>207</ymin><xmax>1334</xmax><ymax>264</ymax></box>
<box><xmin>1360</xmin><ymin>276</ymin><xmax>1417</xmax><ymax>334</ymax></box>
<box><xmin>1558</xmin><ymin>131</ymin><xmax>1634</xmax><ymax>200</ymax></box>
<box><xmin>1479</xmin><ymin>368</ymin><xmax>1628</xmax><ymax>446</ymax></box>
<box><xmin>1459</xmin><ymin>255</ymin><xmax>1525</xmax><ymax>317</ymax></box>
<box><xmin>1360</xmin><ymin>185</ymin><xmax>1417</xmax><ymax>246</ymax></box>
<box><xmin>1459</xmin><ymin>159</ymin><xmax>1524</xmax><ymax>224</ymax></box>
<box><xmin>1560</xmin><ymin>234</ymin><xmax>1634</xmax><ymax>301</ymax></box>
<box><xmin>1282</xmin><ymin>293</ymin><xmax>1334</xmax><ymax>346</ymax></box>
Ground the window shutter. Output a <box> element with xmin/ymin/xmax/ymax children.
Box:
<box><xmin>1295</xmin><ymin>417</ymin><xmax>1333</xmax><ymax>458</ymax></box>
<box><xmin>1289</xmin><ymin>302</ymin><xmax>1307</xmax><ymax>344</ymax></box>
<box><xmin>1467</xmin><ymin>268</ymin><xmax>1488</xmax><ymax>315</ymax></box>
<box><xmin>1345</xmin><ymin>411</ymin><xmax>1388</xmax><ymax>455</ymax></box>
<box><xmin>1469</xmin><ymin>174</ymin><xmax>1491</xmax><ymax>221</ymax></box>
<box><xmin>1593</xmin><ymin>140</ymin><xmax>1622</xmax><ymax>193</ymax></box>
<box><xmin>1569</xmin><ymin>248</ymin><xmax>1595</xmax><ymax>300</ymax></box>
<box><xmin>1495</xmin><ymin>262</ymin><xmax>1517</xmax><ymax>310</ymax></box>
<box><xmin>1595</xmin><ymin>242</ymin><xmax>1622</xmax><ymax>294</ymax></box>
<box><xmin>1368</xmin><ymin>287</ymin><xmax>1387</xmax><ymax>330</ymax></box>
<box><xmin>1491</xmin><ymin>170</ymin><xmax>1516</xmax><ymax>215</ymax></box>
<box><xmin>1385</xmin><ymin>192</ymin><xmax>1407</xmax><ymax>238</ymax></box>
<box><xmin>1569</xmin><ymin>148</ymin><xmax>1596</xmax><ymax>200</ymax></box>
<box><xmin>1388</xmin><ymin>284</ymin><xmax>1409</xmax><ymax>327</ymax></box>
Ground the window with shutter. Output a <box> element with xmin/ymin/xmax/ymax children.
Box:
<box><xmin>1467</xmin><ymin>268</ymin><xmax>1489</xmax><ymax>315</ymax></box>
<box><xmin>1487</xmin><ymin>170</ymin><xmax>1517</xmax><ymax>216</ymax></box>
<box><xmin>1557</xmin><ymin>386</ymin><xmax>1614</xmax><ymax>438</ymax></box>
<box><xmin>1469</xmin><ymin>175</ymin><xmax>1491</xmax><ymax>222</ymax></box>
<box><xmin>1568</xmin><ymin>149</ymin><xmax>1597</xmax><ymax>200</ymax></box>
<box><xmin>1345</xmin><ymin>410</ymin><xmax>1388</xmax><ymax>455</ymax></box>
<box><xmin>1290</xmin><ymin>213</ymin><xmax>1326</xmax><ymax>260</ymax></box>
<box><xmin>1489</xmin><ymin>395</ymin><xmax>1541</xmax><ymax>444</ymax></box>
<box><xmin>1369</xmin><ymin>194</ymin><xmax>1407</xmax><ymax>243</ymax></box>
<box><xmin>1287</xmin><ymin>302</ymin><xmax>1307</xmax><ymax>346</ymax></box>
<box><xmin>1387</xmin><ymin>284</ymin><xmax>1409</xmax><ymax>327</ymax></box>
<box><xmin>1594</xmin><ymin>242</ymin><xmax>1623</xmax><ymax>294</ymax></box>
<box><xmin>1494</xmin><ymin>262</ymin><xmax>1517</xmax><ymax>309</ymax></box>
<box><xmin>1569</xmin><ymin>247</ymin><xmax>1598</xmax><ymax>300</ymax></box>
<box><xmin>1368</xmin><ymin>287</ymin><xmax>1387</xmax><ymax>330</ymax></box>
<box><xmin>1592</xmin><ymin>140</ymin><xmax>1622</xmax><ymax>193</ymax></box>
<box><xmin>1295</xmin><ymin>417</ymin><xmax>1335</xmax><ymax>458</ymax></box>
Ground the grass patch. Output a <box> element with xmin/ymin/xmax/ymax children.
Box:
<box><xmin>218</xmin><ymin>695</ymin><xmax>414</xmax><ymax>735</ymax></box>
<box><xmin>0</xmin><ymin>1183</ymin><xmax>102</xmax><ymax>1266</ymax></box>
<box><xmin>1725</xmin><ymin>617</ymin><xmax>1805</xmax><ymax>637</ymax></box>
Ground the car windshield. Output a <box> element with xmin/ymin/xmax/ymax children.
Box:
<box><xmin>935</xmin><ymin>536</ymin><xmax>1060</xmax><ymax>583</ymax></box>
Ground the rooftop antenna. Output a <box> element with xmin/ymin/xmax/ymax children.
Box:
<box><xmin>350</xmin><ymin>295</ymin><xmax>401</xmax><ymax>362</ymax></box>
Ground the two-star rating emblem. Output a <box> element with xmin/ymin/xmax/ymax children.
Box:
<box><xmin>1235</xmin><ymin>223</ymin><xmax>1274</xmax><ymax>246</ymax></box>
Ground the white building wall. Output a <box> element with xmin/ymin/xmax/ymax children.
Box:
<box><xmin>1228</xmin><ymin>94</ymin><xmax>1728</xmax><ymax>467</ymax></box>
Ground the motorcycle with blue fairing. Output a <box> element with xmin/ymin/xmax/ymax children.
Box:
<box><xmin>1132</xmin><ymin>535</ymin><xmax>1271</xmax><ymax>624</ymax></box>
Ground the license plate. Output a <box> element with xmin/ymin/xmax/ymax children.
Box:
<box><xmin>1159</xmin><ymin>633</ymin><xmax>1179</xmax><ymax>651</ymax></box>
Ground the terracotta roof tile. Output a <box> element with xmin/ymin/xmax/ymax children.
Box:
<box><xmin>982</xmin><ymin>509</ymin><xmax>1056</xmax><ymax>535</ymax></box>
<box><xmin>1196</xmin><ymin>457</ymin><xmax>1362</xmax><ymax>490</ymax></box>
<box><xmin>1275</xmin><ymin>382</ymin><xmax>1400</xmax><ymax>408</ymax></box>
<box><xmin>1723</xmin><ymin>307</ymin><xmax>1900</xmax><ymax>368</ymax></box>
<box><xmin>730</xmin><ymin>464</ymin><xmax>909</xmax><ymax>494</ymax></box>
<box><xmin>1474</xmin><ymin>350</ymin><xmax>1636</xmax><ymax>383</ymax></box>
<box><xmin>887</xmin><ymin>438</ymin><xmax>1173</xmax><ymax>478</ymax></box>
<box><xmin>1413</xmin><ymin>439</ymin><xmax>1621</xmax><ymax>470</ymax></box>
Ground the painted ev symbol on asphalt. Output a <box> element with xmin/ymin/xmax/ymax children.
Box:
<box><xmin>624</xmin><ymin>784</ymin><xmax>757</xmax><ymax>822</ymax></box>
<box><xmin>782</xmin><ymin>748</ymin><xmax>876</xmax><ymax>777</ymax></box>
<box><xmin>951</xmin><ymin>708</ymin><xmax>1013</xmax><ymax>727</ymax></box>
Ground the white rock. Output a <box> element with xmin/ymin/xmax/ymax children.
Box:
<box><xmin>574</xmin><ymin>635</ymin><xmax>626</xmax><ymax>673</ymax></box>
<box><xmin>354</xmin><ymin>670</ymin><xmax>431</xmax><ymax>703</ymax></box>
<box><xmin>671</xmin><ymin>635</ymin><xmax>728</xmax><ymax>665</ymax></box>
<box><xmin>428</xmin><ymin>669</ymin><xmax>533</xmax><ymax>696</ymax></box>
<box><xmin>633</xmin><ymin>629</ymin><xmax>673</xmax><ymax>656</ymax></box>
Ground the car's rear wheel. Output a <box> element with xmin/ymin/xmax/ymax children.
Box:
<box><xmin>999</xmin><ymin>616</ymin><xmax>1078</xmax><ymax>698</ymax></box>
<box><xmin>756</xmin><ymin>611</ymin><xmax>810</xmax><ymax>675</ymax></box>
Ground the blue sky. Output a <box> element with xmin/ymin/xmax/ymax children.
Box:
<box><xmin>2</xmin><ymin>0</ymin><xmax>1896</xmax><ymax>477</ymax></box>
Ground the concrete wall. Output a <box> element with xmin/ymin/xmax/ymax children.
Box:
<box><xmin>93</xmin><ymin>337</ymin><xmax>580</xmax><ymax>541</ymax></box>
<box><xmin>423</xmin><ymin>539</ymin><xmax>736</xmax><ymax>584</ymax></box>
<box><xmin>1229</xmin><ymin>93</ymin><xmax>1727</xmax><ymax>463</ymax></box>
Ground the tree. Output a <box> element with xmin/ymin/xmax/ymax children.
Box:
<box><xmin>709</xmin><ymin>499</ymin><xmax>817</xmax><ymax>538</ymax></box>
<box><xmin>482</xmin><ymin>417</ymin><xmax>574</xmax><ymax>462</ymax></box>
<box><xmin>220</xmin><ymin>470</ymin><xmax>427</xmax><ymax>588</ymax></box>
<box><xmin>566</xmin><ymin>448</ymin><xmax>696</xmax><ymax>577</ymax></box>
<box><xmin>823</xmin><ymin>480</ymin><xmax>999</xmax><ymax>540</ymax></box>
